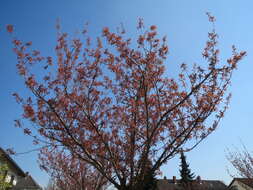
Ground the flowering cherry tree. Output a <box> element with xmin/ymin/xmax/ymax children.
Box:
<box><xmin>39</xmin><ymin>148</ymin><xmax>108</xmax><ymax>190</ymax></box>
<box><xmin>8</xmin><ymin>14</ymin><xmax>245</xmax><ymax>190</ymax></box>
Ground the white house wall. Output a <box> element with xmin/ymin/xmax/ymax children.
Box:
<box><xmin>1</xmin><ymin>159</ymin><xmax>20</xmax><ymax>186</ymax></box>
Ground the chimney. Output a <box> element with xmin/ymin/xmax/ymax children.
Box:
<box><xmin>196</xmin><ymin>176</ymin><xmax>201</xmax><ymax>184</ymax></box>
<box><xmin>173</xmin><ymin>176</ymin><xmax>176</xmax><ymax>184</ymax></box>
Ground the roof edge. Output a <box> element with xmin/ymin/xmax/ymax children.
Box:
<box><xmin>0</xmin><ymin>147</ymin><xmax>26</xmax><ymax>177</ymax></box>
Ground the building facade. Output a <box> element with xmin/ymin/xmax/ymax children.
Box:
<box><xmin>0</xmin><ymin>147</ymin><xmax>41</xmax><ymax>190</ymax></box>
<box><xmin>228</xmin><ymin>178</ymin><xmax>253</xmax><ymax>190</ymax></box>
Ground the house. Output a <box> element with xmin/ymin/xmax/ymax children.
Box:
<box><xmin>157</xmin><ymin>176</ymin><xmax>227</xmax><ymax>190</ymax></box>
<box><xmin>228</xmin><ymin>178</ymin><xmax>253</xmax><ymax>190</ymax></box>
<box><xmin>11</xmin><ymin>175</ymin><xmax>42</xmax><ymax>190</ymax></box>
<box><xmin>0</xmin><ymin>147</ymin><xmax>42</xmax><ymax>190</ymax></box>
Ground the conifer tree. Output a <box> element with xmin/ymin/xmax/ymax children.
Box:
<box><xmin>179</xmin><ymin>152</ymin><xmax>195</xmax><ymax>187</ymax></box>
<box><xmin>142</xmin><ymin>164</ymin><xmax>157</xmax><ymax>190</ymax></box>
<box><xmin>130</xmin><ymin>158</ymin><xmax>157</xmax><ymax>190</ymax></box>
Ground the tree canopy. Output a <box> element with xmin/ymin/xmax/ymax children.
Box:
<box><xmin>227</xmin><ymin>144</ymin><xmax>253</xmax><ymax>179</ymax></box>
<box><xmin>39</xmin><ymin>148</ymin><xmax>108</xmax><ymax>190</ymax></box>
<box><xmin>7</xmin><ymin>14</ymin><xmax>246</xmax><ymax>190</ymax></box>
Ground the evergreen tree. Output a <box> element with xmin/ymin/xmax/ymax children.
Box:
<box><xmin>179</xmin><ymin>152</ymin><xmax>195</xmax><ymax>187</ymax></box>
<box><xmin>142</xmin><ymin>166</ymin><xmax>157</xmax><ymax>190</ymax></box>
<box><xmin>130</xmin><ymin>158</ymin><xmax>157</xmax><ymax>190</ymax></box>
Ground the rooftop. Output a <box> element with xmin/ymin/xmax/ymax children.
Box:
<box><xmin>157</xmin><ymin>177</ymin><xmax>227</xmax><ymax>190</ymax></box>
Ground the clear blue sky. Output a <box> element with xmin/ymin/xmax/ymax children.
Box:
<box><xmin>0</xmin><ymin>0</ymin><xmax>252</xmax><ymax>187</ymax></box>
